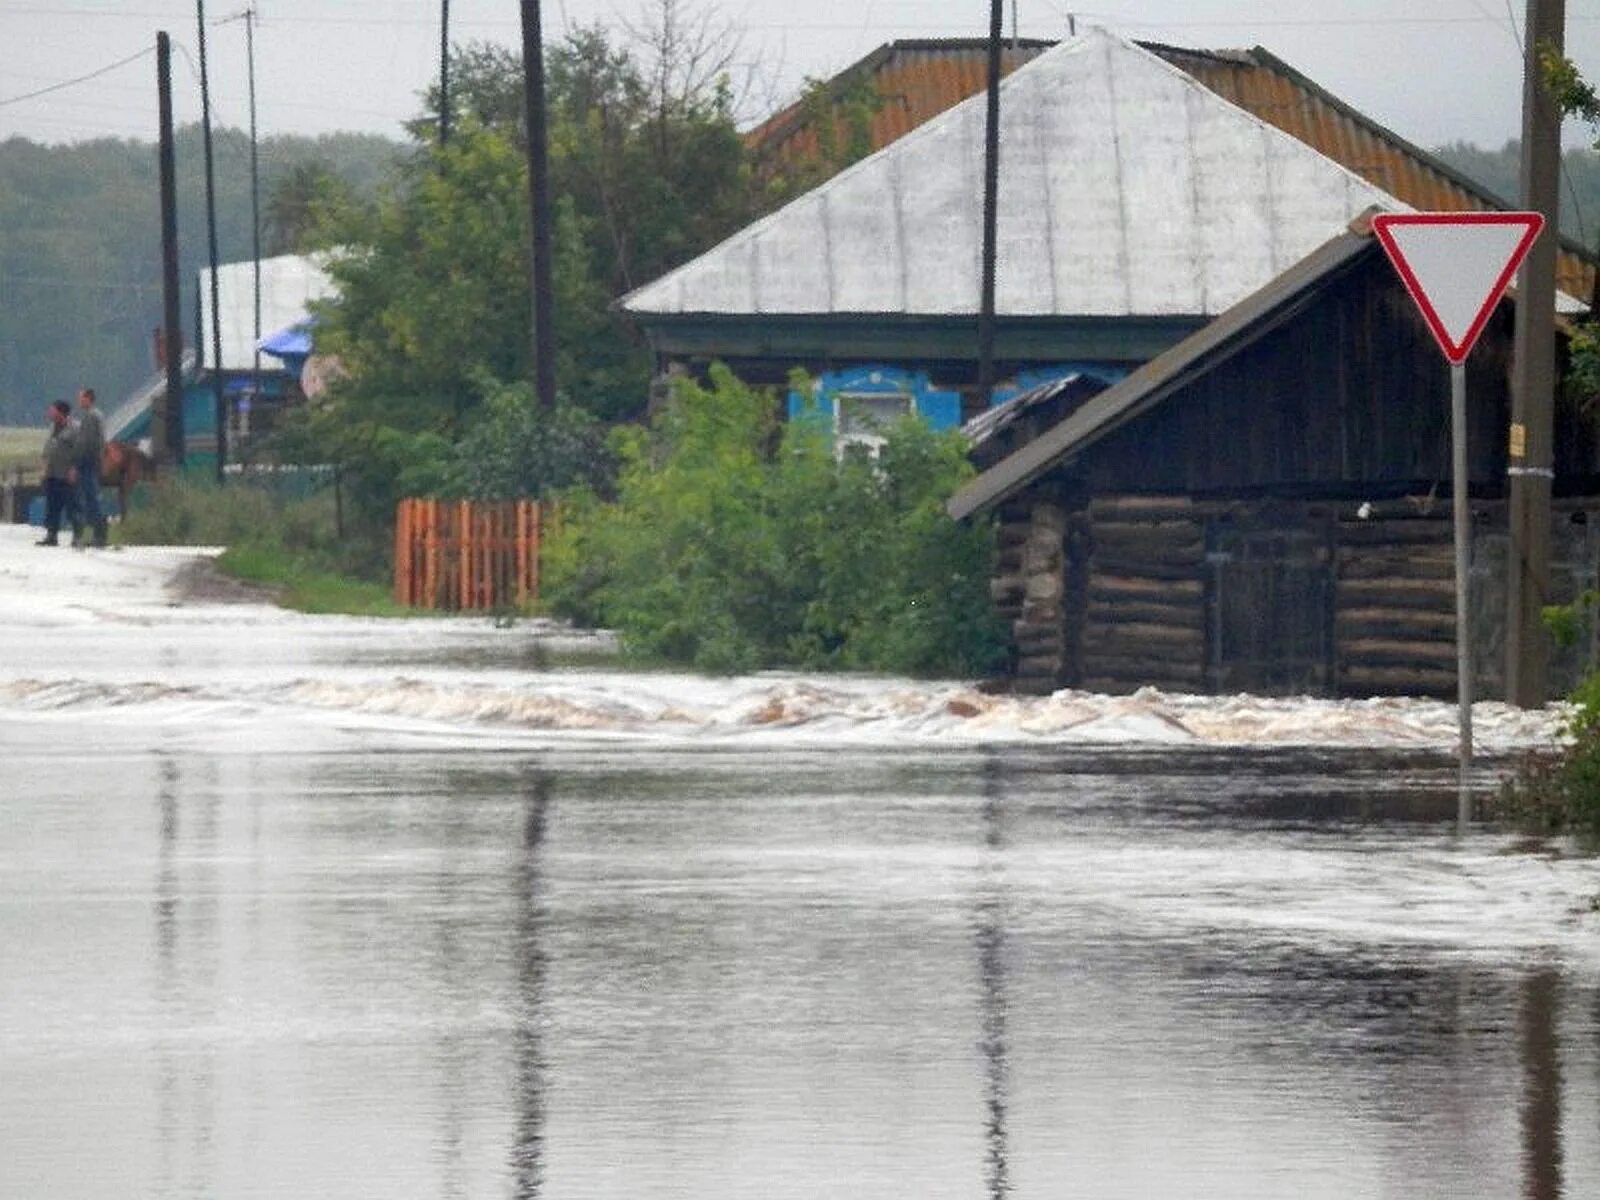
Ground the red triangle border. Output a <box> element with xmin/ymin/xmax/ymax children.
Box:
<box><xmin>1370</xmin><ymin>211</ymin><xmax>1545</xmax><ymax>365</ymax></box>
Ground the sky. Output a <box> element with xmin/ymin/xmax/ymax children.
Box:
<box><xmin>2</xmin><ymin>0</ymin><xmax>1600</xmax><ymax>152</ymax></box>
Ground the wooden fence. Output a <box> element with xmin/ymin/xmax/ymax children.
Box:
<box><xmin>394</xmin><ymin>498</ymin><xmax>548</xmax><ymax>611</ymax></box>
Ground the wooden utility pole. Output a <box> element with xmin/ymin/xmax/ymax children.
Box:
<box><xmin>519</xmin><ymin>0</ymin><xmax>557</xmax><ymax>411</ymax></box>
<box><xmin>156</xmin><ymin>32</ymin><xmax>185</xmax><ymax>466</ymax></box>
<box><xmin>197</xmin><ymin>0</ymin><xmax>227</xmax><ymax>481</ymax></box>
<box><xmin>439</xmin><ymin>0</ymin><xmax>451</xmax><ymax>147</ymax></box>
<box><xmin>977</xmin><ymin>0</ymin><xmax>1003</xmax><ymax>409</ymax></box>
<box><xmin>1506</xmin><ymin>0</ymin><xmax>1565</xmax><ymax>707</ymax></box>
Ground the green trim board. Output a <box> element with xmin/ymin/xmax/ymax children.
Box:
<box><xmin>638</xmin><ymin>313</ymin><xmax>1208</xmax><ymax>366</ymax></box>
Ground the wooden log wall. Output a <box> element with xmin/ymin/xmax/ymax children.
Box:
<box><xmin>394</xmin><ymin>498</ymin><xmax>545</xmax><ymax>611</ymax></box>
<box><xmin>989</xmin><ymin>488</ymin><xmax>1600</xmax><ymax>700</ymax></box>
<box><xmin>993</xmin><ymin>498</ymin><xmax>1072</xmax><ymax>693</ymax></box>
<box><xmin>1080</xmin><ymin>496</ymin><xmax>1208</xmax><ymax>693</ymax></box>
<box><xmin>1332</xmin><ymin>503</ymin><xmax>1457</xmax><ymax>697</ymax></box>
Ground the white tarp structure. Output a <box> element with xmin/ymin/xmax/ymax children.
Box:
<box><xmin>197</xmin><ymin>252</ymin><xmax>335</xmax><ymax>372</ymax></box>
<box><xmin>623</xmin><ymin>29</ymin><xmax>1414</xmax><ymax>320</ymax></box>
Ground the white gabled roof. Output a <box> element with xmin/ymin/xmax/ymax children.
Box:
<box><xmin>622</xmin><ymin>28</ymin><xmax>1407</xmax><ymax>320</ymax></box>
<box><xmin>198</xmin><ymin>253</ymin><xmax>335</xmax><ymax>372</ymax></box>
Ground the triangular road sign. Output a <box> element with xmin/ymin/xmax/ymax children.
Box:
<box><xmin>1371</xmin><ymin>211</ymin><xmax>1544</xmax><ymax>364</ymax></box>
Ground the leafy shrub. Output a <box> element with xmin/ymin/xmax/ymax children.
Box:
<box><xmin>1497</xmin><ymin>594</ymin><xmax>1600</xmax><ymax>838</ymax></box>
<box><xmin>542</xmin><ymin>364</ymin><xmax>1007</xmax><ymax>676</ymax></box>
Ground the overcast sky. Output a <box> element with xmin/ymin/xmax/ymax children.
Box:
<box><xmin>2</xmin><ymin>0</ymin><xmax>1599</xmax><ymax>153</ymax></box>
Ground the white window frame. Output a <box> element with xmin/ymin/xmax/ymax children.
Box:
<box><xmin>832</xmin><ymin>390</ymin><xmax>914</xmax><ymax>461</ymax></box>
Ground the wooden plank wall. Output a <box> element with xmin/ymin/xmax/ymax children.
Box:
<box><xmin>394</xmin><ymin>498</ymin><xmax>545</xmax><ymax>611</ymax></box>
<box><xmin>1080</xmin><ymin>496</ymin><xmax>1207</xmax><ymax>693</ymax></box>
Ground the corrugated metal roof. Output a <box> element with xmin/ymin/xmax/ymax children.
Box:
<box><xmin>1145</xmin><ymin>43</ymin><xmax>1597</xmax><ymax>302</ymax></box>
<box><xmin>747</xmin><ymin>39</ymin><xmax>1055</xmax><ymax>169</ymax></box>
<box><xmin>625</xmin><ymin>30</ymin><xmax>1406</xmax><ymax>320</ymax></box>
<box><xmin>197</xmin><ymin>253</ymin><xmax>334</xmax><ymax>373</ymax></box>
<box><xmin>947</xmin><ymin>227</ymin><xmax>1379</xmax><ymax>520</ymax></box>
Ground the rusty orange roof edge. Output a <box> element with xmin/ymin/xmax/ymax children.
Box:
<box><xmin>744</xmin><ymin>37</ymin><xmax>1056</xmax><ymax>157</ymax></box>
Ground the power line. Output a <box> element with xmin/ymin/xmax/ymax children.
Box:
<box><xmin>0</xmin><ymin>44</ymin><xmax>153</xmax><ymax>108</ymax></box>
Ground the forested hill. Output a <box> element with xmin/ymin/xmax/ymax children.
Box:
<box><xmin>1433</xmin><ymin>141</ymin><xmax>1600</xmax><ymax>249</ymax></box>
<box><xmin>0</xmin><ymin>128</ymin><xmax>401</xmax><ymax>426</ymax></box>
<box><xmin>2</xmin><ymin>132</ymin><xmax>1599</xmax><ymax>428</ymax></box>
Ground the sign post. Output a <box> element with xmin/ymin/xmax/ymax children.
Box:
<box><xmin>1370</xmin><ymin>211</ymin><xmax>1544</xmax><ymax>830</ymax></box>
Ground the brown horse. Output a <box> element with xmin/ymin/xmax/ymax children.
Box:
<box><xmin>101</xmin><ymin>441</ymin><xmax>155</xmax><ymax>518</ymax></box>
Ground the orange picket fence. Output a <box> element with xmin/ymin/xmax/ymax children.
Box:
<box><xmin>394</xmin><ymin>498</ymin><xmax>550</xmax><ymax>611</ymax></box>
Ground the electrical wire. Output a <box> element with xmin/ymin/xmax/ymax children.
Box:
<box><xmin>0</xmin><ymin>44</ymin><xmax>154</xmax><ymax>108</ymax></box>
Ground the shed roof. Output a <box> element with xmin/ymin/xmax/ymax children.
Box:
<box><xmin>946</xmin><ymin>226</ymin><xmax>1380</xmax><ymax>520</ymax></box>
<box><xmin>623</xmin><ymin>29</ymin><xmax>1407</xmax><ymax>321</ymax></box>
<box><xmin>197</xmin><ymin>253</ymin><xmax>334</xmax><ymax>373</ymax></box>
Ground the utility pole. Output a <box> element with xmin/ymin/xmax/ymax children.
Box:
<box><xmin>156</xmin><ymin>32</ymin><xmax>185</xmax><ymax>466</ymax></box>
<box><xmin>1506</xmin><ymin>0</ymin><xmax>1565</xmax><ymax>707</ymax></box>
<box><xmin>245</xmin><ymin>7</ymin><xmax>260</xmax><ymax>451</ymax></box>
<box><xmin>519</xmin><ymin>0</ymin><xmax>557</xmax><ymax>410</ymax></box>
<box><xmin>977</xmin><ymin>0</ymin><xmax>1003</xmax><ymax>409</ymax></box>
<box><xmin>439</xmin><ymin>0</ymin><xmax>451</xmax><ymax>147</ymax></box>
<box><xmin>197</xmin><ymin>0</ymin><xmax>227</xmax><ymax>482</ymax></box>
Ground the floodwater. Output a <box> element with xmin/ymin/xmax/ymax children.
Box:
<box><xmin>3</xmin><ymin>558</ymin><xmax>1600</xmax><ymax>1197</ymax></box>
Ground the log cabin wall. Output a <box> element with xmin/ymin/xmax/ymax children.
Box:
<box><xmin>992</xmin><ymin>489</ymin><xmax>1077</xmax><ymax>693</ymax></box>
<box><xmin>1080</xmin><ymin>496</ymin><xmax>1208</xmax><ymax>692</ymax></box>
<box><xmin>993</xmin><ymin>484</ymin><xmax>1600</xmax><ymax>699</ymax></box>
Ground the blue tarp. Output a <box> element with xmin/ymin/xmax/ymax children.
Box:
<box><xmin>258</xmin><ymin>323</ymin><xmax>314</xmax><ymax>379</ymax></box>
<box><xmin>257</xmin><ymin>323</ymin><xmax>314</xmax><ymax>358</ymax></box>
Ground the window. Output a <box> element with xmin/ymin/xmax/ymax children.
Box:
<box><xmin>834</xmin><ymin>391</ymin><xmax>912</xmax><ymax>459</ymax></box>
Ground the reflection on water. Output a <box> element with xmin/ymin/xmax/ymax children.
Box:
<box><xmin>511</xmin><ymin>772</ymin><xmax>552</xmax><ymax>1200</ymax></box>
<box><xmin>1</xmin><ymin>743</ymin><xmax>1598</xmax><ymax>1198</ymax></box>
<box><xmin>977</xmin><ymin>757</ymin><xmax>1012</xmax><ymax>1199</ymax></box>
<box><xmin>1523</xmin><ymin>969</ymin><xmax>1563</xmax><ymax>1200</ymax></box>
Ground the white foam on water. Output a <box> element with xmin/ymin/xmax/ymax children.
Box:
<box><xmin>0</xmin><ymin>671</ymin><xmax>1569</xmax><ymax>752</ymax></box>
<box><xmin>0</xmin><ymin>522</ymin><xmax>1571</xmax><ymax>751</ymax></box>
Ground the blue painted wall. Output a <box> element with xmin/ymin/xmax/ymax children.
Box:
<box><xmin>786</xmin><ymin>366</ymin><xmax>963</xmax><ymax>432</ymax></box>
<box><xmin>786</xmin><ymin>362</ymin><xmax>1130</xmax><ymax>441</ymax></box>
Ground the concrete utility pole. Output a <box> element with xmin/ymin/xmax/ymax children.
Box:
<box><xmin>156</xmin><ymin>32</ymin><xmax>185</xmax><ymax>466</ymax></box>
<box><xmin>519</xmin><ymin>0</ymin><xmax>557</xmax><ymax>411</ymax></box>
<box><xmin>977</xmin><ymin>0</ymin><xmax>1003</xmax><ymax>409</ymax></box>
<box><xmin>1506</xmin><ymin>0</ymin><xmax>1565</xmax><ymax>707</ymax></box>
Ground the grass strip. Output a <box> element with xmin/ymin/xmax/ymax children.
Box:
<box><xmin>215</xmin><ymin>541</ymin><xmax>414</xmax><ymax>617</ymax></box>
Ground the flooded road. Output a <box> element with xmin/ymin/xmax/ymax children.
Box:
<box><xmin>2</xmin><ymin>534</ymin><xmax>1598</xmax><ymax>1197</ymax></box>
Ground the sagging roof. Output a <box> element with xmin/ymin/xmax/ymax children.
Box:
<box><xmin>623</xmin><ymin>30</ymin><xmax>1405</xmax><ymax>322</ymax></box>
<box><xmin>197</xmin><ymin>253</ymin><xmax>335</xmax><ymax>373</ymax></box>
<box><xmin>746</xmin><ymin>38</ymin><xmax>1055</xmax><ymax>169</ymax></box>
<box><xmin>946</xmin><ymin>225</ymin><xmax>1381</xmax><ymax>520</ymax></box>
<box><xmin>1144</xmin><ymin>42</ymin><xmax>1597</xmax><ymax>302</ymax></box>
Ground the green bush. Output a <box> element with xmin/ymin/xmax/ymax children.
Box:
<box><xmin>542</xmin><ymin>364</ymin><xmax>1007</xmax><ymax>676</ymax></box>
<box><xmin>1498</xmin><ymin>595</ymin><xmax>1600</xmax><ymax>838</ymax></box>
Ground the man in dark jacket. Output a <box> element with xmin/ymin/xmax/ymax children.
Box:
<box><xmin>39</xmin><ymin>400</ymin><xmax>82</xmax><ymax>547</ymax></box>
<box><xmin>74</xmin><ymin>387</ymin><xmax>107</xmax><ymax>548</ymax></box>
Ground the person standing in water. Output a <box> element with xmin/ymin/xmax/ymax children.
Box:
<box><xmin>38</xmin><ymin>400</ymin><xmax>81</xmax><ymax>547</ymax></box>
<box><xmin>74</xmin><ymin>387</ymin><xmax>108</xmax><ymax>548</ymax></box>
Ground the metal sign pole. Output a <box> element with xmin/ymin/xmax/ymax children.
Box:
<box><xmin>1452</xmin><ymin>360</ymin><xmax>1473</xmax><ymax>829</ymax></box>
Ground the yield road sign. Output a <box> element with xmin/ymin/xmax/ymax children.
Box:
<box><xmin>1371</xmin><ymin>211</ymin><xmax>1545</xmax><ymax>364</ymax></box>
